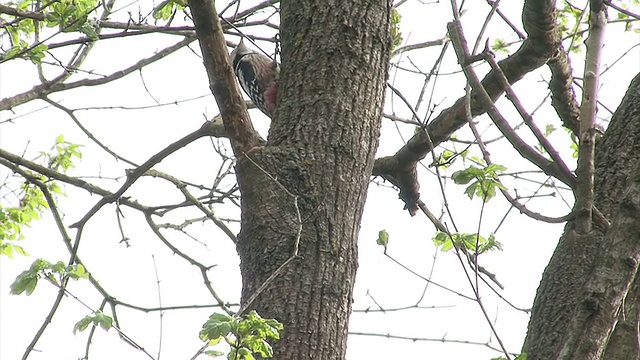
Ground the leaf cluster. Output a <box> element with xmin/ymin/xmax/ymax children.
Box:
<box><xmin>200</xmin><ymin>311</ymin><xmax>283</xmax><ymax>359</ymax></box>
<box><xmin>153</xmin><ymin>0</ymin><xmax>187</xmax><ymax>21</ymax></box>
<box><xmin>36</xmin><ymin>134</ymin><xmax>83</xmax><ymax>173</ymax></box>
<box><xmin>2</xmin><ymin>0</ymin><xmax>99</xmax><ymax>63</ymax></box>
<box><xmin>73</xmin><ymin>311</ymin><xmax>113</xmax><ymax>334</ymax></box>
<box><xmin>10</xmin><ymin>258</ymin><xmax>88</xmax><ymax>295</ymax></box>
<box><xmin>452</xmin><ymin>164</ymin><xmax>507</xmax><ymax>202</ymax></box>
<box><xmin>1</xmin><ymin>135</ymin><xmax>80</xmax><ymax>258</ymax></box>
<box><xmin>0</xmin><ymin>183</ymin><xmax>46</xmax><ymax>258</ymax></box>
<box><xmin>390</xmin><ymin>7</ymin><xmax>403</xmax><ymax>52</ymax></box>
<box><xmin>432</xmin><ymin>231</ymin><xmax>502</xmax><ymax>254</ymax></box>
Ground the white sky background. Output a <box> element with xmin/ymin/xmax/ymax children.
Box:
<box><xmin>1</xmin><ymin>1</ymin><xmax>639</xmax><ymax>359</ymax></box>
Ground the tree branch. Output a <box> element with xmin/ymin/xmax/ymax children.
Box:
<box><xmin>0</xmin><ymin>36</ymin><xmax>196</xmax><ymax>111</ymax></box>
<box><xmin>548</xmin><ymin>45</ymin><xmax>581</xmax><ymax>135</ymax></box>
<box><xmin>68</xmin><ymin>121</ymin><xmax>218</xmax><ymax>229</ymax></box>
<box><xmin>574</xmin><ymin>1</ymin><xmax>606</xmax><ymax>233</ymax></box>
<box><xmin>187</xmin><ymin>0</ymin><xmax>261</xmax><ymax>156</ymax></box>
<box><xmin>373</xmin><ymin>0</ymin><xmax>562</xmax><ymax>212</ymax></box>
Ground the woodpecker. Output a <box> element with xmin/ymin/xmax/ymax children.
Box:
<box><xmin>229</xmin><ymin>39</ymin><xmax>279</xmax><ymax>118</ymax></box>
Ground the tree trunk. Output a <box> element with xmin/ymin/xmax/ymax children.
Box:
<box><xmin>523</xmin><ymin>73</ymin><xmax>640</xmax><ymax>359</ymax></box>
<box><xmin>234</xmin><ymin>1</ymin><xmax>392</xmax><ymax>359</ymax></box>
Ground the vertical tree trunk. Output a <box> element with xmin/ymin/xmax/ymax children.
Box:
<box><xmin>523</xmin><ymin>73</ymin><xmax>640</xmax><ymax>359</ymax></box>
<box><xmin>235</xmin><ymin>1</ymin><xmax>392</xmax><ymax>359</ymax></box>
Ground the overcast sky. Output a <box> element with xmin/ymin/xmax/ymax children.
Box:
<box><xmin>1</xmin><ymin>1</ymin><xmax>639</xmax><ymax>359</ymax></box>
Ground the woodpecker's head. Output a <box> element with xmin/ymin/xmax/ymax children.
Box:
<box><xmin>230</xmin><ymin>39</ymin><xmax>252</xmax><ymax>69</ymax></box>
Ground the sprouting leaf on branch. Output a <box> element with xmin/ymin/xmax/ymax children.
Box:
<box><xmin>452</xmin><ymin>164</ymin><xmax>507</xmax><ymax>202</ymax></box>
<box><xmin>45</xmin><ymin>0</ymin><xmax>97</xmax><ymax>32</ymax></box>
<box><xmin>10</xmin><ymin>259</ymin><xmax>89</xmax><ymax>295</ymax></box>
<box><xmin>390</xmin><ymin>7</ymin><xmax>403</xmax><ymax>52</ymax></box>
<box><xmin>376</xmin><ymin>229</ymin><xmax>389</xmax><ymax>250</ymax></box>
<box><xmin>1</xmin><ymin>136</ymin><xmax>80</xmax><ymax>258</ymax></box>
<box><xmin>36</xmin><ymin>134</ymin><xmax>83</xmax><ymax>172</ymax></box>
<box><xmin>435</xmin><ymin>149</ymin><xmax>468</xmax><ymax>169</ymax></box>
<box><xmin>153</xmin><ymin>0</ymin><xmax>186</xmax><ymax>20</ymax></box>
<box><xmin>492</xmin><ymin>38</ymin><xmax>509</xmax><ymax>53</ymax></box>
<box><xmin>0</xmin><ymin>184</ymin><xmax>47</xmax><ymax>257</ymax></box>
<box><xmin>0</xmin><ymin>242</ymin><xmax>29</xmax><ymax>258</ymax></box>
<box><xmin>432</xmin><ymin>231</ymin><xmax>502</xmax><ymax>254</ymax></box>
<box><xmin>3</xmin><ymin>41</ymin><xmax>49</xmax><ymax>64</ymax></box>
<box><xmin>1</xmin><ymin>0</ymin><xmax>98</xmax><ymax>62</ymax></box>
<box><xmin>200</xmin><ymin>313</ymin><xmax>235</xmax><ymax>342</ymax></box>
<box><xmin>563</xmin><ymin>127</ymin><xmax>580</xmax><ymax>159</ymax></box>
<box><xmin>200</xmin><ymin>311</ymin><xmax>283</xmax><ymax>359</ymax></box>
<box><xmin>73</xmin><ymin>311</ymin><xmax>113</xmax><ymax>334</ymax></box>
<box><xmin>66</xmin><ymin>263</ymin><xmax>89</xmax><ymax>279</ymax></box>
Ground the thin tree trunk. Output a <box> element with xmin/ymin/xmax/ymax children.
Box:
<box><xmin>234</xmin><ymin>1</ymin><xmax>392</xmax><ymax>359</ymax></box>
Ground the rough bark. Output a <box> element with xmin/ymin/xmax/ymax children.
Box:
<box><xmin>523</xmin><ymin>73</ymin><xmax>640</xmax><ymax>359</ymax></box>
<box><xmin>597</xmin><ymin>72</ymin><xmax>640</xmax><ymax>359</ymax></box>
<box><xmin>234</xmin><ymin>0</ymin><xmax>392</xmax><ymax>359</ymax></box>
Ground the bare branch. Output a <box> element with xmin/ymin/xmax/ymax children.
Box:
<box><xmin>69</xmin><ymin>121</ymin><xmax>218</xmax><ymax>229</ymax></box>
<box><xmin>391</xmin><ymin>38</ymin><xmax>448</xmax><ymax>58</ymax></box>
<box><xmin>145</xmin><ymin>169</ymin><xmax>239</xmax><ymax>244</ymax></box>
<box><xmin>574</xmin><ymin>1</ymin><xmax>606</xmax><ymax>234</ymax></box>
<box><xmin>373</xmin><ymin>0</ymin><xmax>563</xmax><ymax>210</ymax></box>
<box><xmin>604</xmin><ymin>0</ymin><xmax>640</xmax><ymax>19</ymax></box>
<box><xmin>188</xmin><ymin>0</ymin><xmax>261</xmax><ymax>156</ymax></box>
<box><xmin>0</xmin><ymin>36</ymin><xmax>196</xmax><ymax>111</ymax></box>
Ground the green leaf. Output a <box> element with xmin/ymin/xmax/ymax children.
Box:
<box><xmin>204</xmin><ymin>349</ymin><xmax>225</xmax><ymax>357</ymax></box>
<box><xmin>66</xmin><ymin>263</ymin><xmax>89</xmax><ymax>279</ymax></box>
<box><xmin>96</xmin><ymin>312</ymin><xmax>113</xmax><ymax>330</ymax></box>
<box><xmin>0</xmin><ymin>243</ymin><xmax>14</xmax><ymax>258</ymax></box>
<box><xmin>249</xmin><ymin>339</ymin><xmax>272</xmax><ymax>357</ymax></box>
<box><xmin>73</xmin><ymin>311</ymin><xmax>113</xmax><ymax>334</ymax></box>
<box><xmin>79</xmin><ymin>22</ymin><xmax>99</xmax><ymax>40</ymax></box>
<box><xmin>452</xmin><ymin>166</ymin><xmax>483</xmax><ymax>184</ymax></box>
<box><xmin>484</xmin><ymin>164</ymin><xmax>507</xmax><ymax>173</ymax></box>
<box><xmin>153</xmin><ymin>2</ymin><xmax>175</xmax><ymax>20</ymax></box>
<box><xmin>432</xmin><ymin>232</ymin><xmax>501</xmax><ymax>254</ymax></box>
<box><xmin>453</xmin><ymin>164</ymin><xmax>507</xmax><ymax>202</ymax></box>
<box><xmin>51</xmin><ymin>261</ymin><xmax>65</xmax><ymax>274</ymax></box>
<box><xmin>27</xmin><ymin>43</ymin><xmax>47</xmax><ymax>64</ymax></box>
<box><xmin>4</xmin><ymin>45</ymin><xmax>23</xmax><ymax>61</ymax></box>
<box><xmin>202</xmin><ymin>311</ymin><xmax>282</xmax><ymax>359</ymax></box>
<box><xmin>390</xmin><ymin>7</ymin><xmax>403</xmax><ymax>52</ymax></box>
<box><xmin>74</xmin><ymin>315</ymin><xmax>94</xmax><ymax>334</ymax></box>
<box><xmin>376</xmin><ymin>229</ymin><xmax>389</xmax><ymax>248</ymax></box>
<box><xmin>464</xmin><ymin>182</ymin><xmax>479</xmax><ymax>199</ymax></box>
<box><xmin>491</xmin><ymin>38</ymin><xmax>509</xmax><ymax>53</ymax></box>
<box><xmin>544</xmin><ymin>124</ymin><xmax>556</xmax><ymax>136</ymax></box>
<box><xmin>10</xmin><ymin>268</ymin><xmax>39</xmax><ymax>295</ymax></box>
<box><xmin>200</xmin><ymin>313</ymin><xmax>235</xmax><ymax>341</ymax></box>
<box><xmin>432</xmin><ymin>231</ymin><xmax>454</xmax><ymax>251</ymax></box>
<box><xmin>235</xmin><ymin>347</ymin><xmax>254</xmax><ymax>360</ymax></box>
